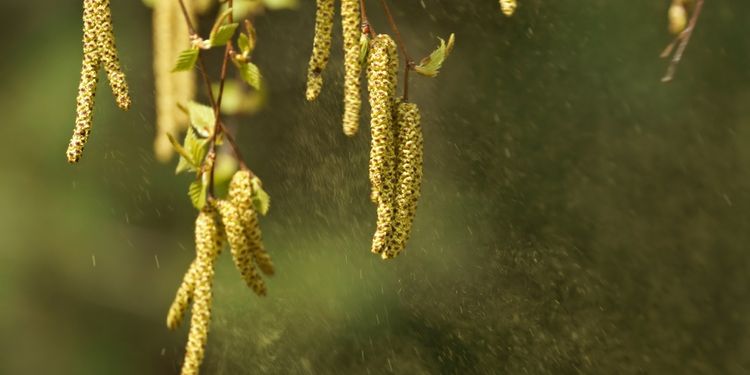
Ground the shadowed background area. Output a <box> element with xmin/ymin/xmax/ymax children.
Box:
<box><xmin>0</xmin><ymin>0</ymin><xmax>749</xmax><ymax>374</ymax></box>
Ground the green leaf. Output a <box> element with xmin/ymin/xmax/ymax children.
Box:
<box><xmin>238</xmin><ymin>33</ymin><xmax>250</xmax><ymax>55</ymax></box>
<box><xmin>235</xmin><ymin>61</ymin><xmax>263</xmax><ymax>90</ymax></box>
<box><xmin>250</xmin><ymin>177</ymin><xmax>271</xmax><ymax>215</ymax></box>
<box><xmin>358</xmin><ymin>33</ymin><xmax>370</xmax><ymax>65</ymax></box>
<box><xmin>172</xmin><ymin>48</ymin><xmax>199</xmax><ymax>72</ymax></box>
<box><xmin>414</xmin><ymin>33</ymin><xmax>455</xmax><ymax>78</ymax></box>
<box><xmin>175</xmin><ymin>127</ymin><xmax>209</xmax><ymax>174</ymax></box>
<box><xmin>262</xmin><ymin>0</ymin><xmax>299</xmax><ymax>10</ymax></box>
<box><xmin>188</xmin><ymin>176</ymin><xmax>208</xmax><ymax>210</ymax></box>
<box><xmin>167</xmin><ymin>133</ymin><xmax>194</xmax><ymax>164</ymax></box>
<box><xmin>186</xmin><ymin>101</ymin><xmax>216</xmax><ymax>138</ymax></box>
<box><xmin>210</xmin><ymin>23</ymin><xmax>239</xmax><ymax>47</ymax></box>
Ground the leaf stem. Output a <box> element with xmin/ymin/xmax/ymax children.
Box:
<box><xmin>377</xmin><ymin>0</ymin><xmax>413</xmax><ymax>100</ymax></box>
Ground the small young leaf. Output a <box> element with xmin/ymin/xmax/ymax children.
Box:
<box><xmin>186</xmin><ymin>101</ymin><xmax>216</xmax><ymax>138</ymax></box>
<box><xmin>210</xmin><ymin>23</ymin><xmax>239</xmax><ymax>47</ymax></box>
<box><xmin>167</xmin><ymin>133</ymin><xmax>194</xmax><ymax>164</ymax></box>
<box><xmin>188</xmin><ymin>178</ymin><xmax>207</xmax><ymax>210</ymax></box>
<box><xmin>237</xmin><ymin>33</ymin><xmax>250</xmax><ymax>55</ymax></box>
<box><xmin>175</xmin><ymin>127</ymin><xmax>209</xmax><ymax>174</ymax></box>
<box><xmin>235</xmin><ymin>61</ymin><xmax>263</xmax><ymax>90</ymax></box>
<box><xmin>250</xmin><ymin>177</ymin><xmax>271</xmax><ymax>215</ymax></box>
<box><xmin>414</xmin><ymin>33</ymin><xmax>455</xmax><ymax>78</ymax></box>
<box><xmin>172</xmin><ymin>48</ymin><xmax>199</xmax><ymax>72</ymax></box>
<box><xmin>358</xmin><ymin>33</ymin><xmax>370</xmax><ymax>65</ymax></box>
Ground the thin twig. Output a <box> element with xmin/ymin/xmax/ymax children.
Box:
<box><xmin>661</xmin><ymin>0</ymin><xmax>704</xmax><ymax>82</ymax></box>
<box><xmin>377</xmin><ymin>0</ymin><xmax>413</xmax><ymax>100</ymax></box>
<box><xmin>360</xmin><ymin>0</ymin><xmax>376</xmax><ymax>37</ymax></box>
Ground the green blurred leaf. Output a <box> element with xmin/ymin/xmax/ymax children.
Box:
<box><xmin>250</xmin><ymin>177</ymin><xmax>270</xmax><ymax>215</ymax></box>
<box><xmin>142</xmin><ymin>0</ymin><xmax>155</xmax><ymax>8</ymax></box>
<box><xmin>186</xmin><ymin>101</ymin><xmax>216</xmax><ymax>138</ymax></box>
<box><xmin>172</xmin><ymin>48</ymin><xmax>199</xmax><ymax>72</ymax></box>
<box><xmin>235</xmin><ymin>61</ymin><xmax>263</xmax><ymax>90</ymax></box>
<box><xmin>188</xmin><ymin>177</ymin><xmax>207</xmax><ymax>210</ymax></box>
<box><xmin>414</xmin><ymin>33</ymin><xmax>455</xmax><ymax>78</ymax></box>
<box><xmin>214</xmin><ymin>152</ymin><xmax>239</xmax><ymax>186</ymax></box>
<box><xmin>210</xmin><ymin>23</ymin><xmax>239</xmax><ymax>47</ymax></box>
<box><xmin>262</xmin><ymin>0</ymin><xmax>298</xmax><ymax>10</ymax></box>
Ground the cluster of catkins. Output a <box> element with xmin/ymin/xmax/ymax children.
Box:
<box><xmin>306</xmin><ymin>0</ymin><xmax>363</xmax><ymax>137</ymax></box>
<box><xmin>366</xmin><ymin>35</ymin><xmax>424</xmax><ymax>260</ymax></box>
<box><xmin>67</xmin><ymin>0</ymin><xmax>131</xmax><ymax>164</ymax></box>
<box><xmin>167</xmin><ymin>170</ymin><xmax>274</xmax><ymax>375</ymax></box>
<box><xmin>500</xmin><ymin>0</ymin><xmax>517</xmax><ymax>16</ymax></box>
<box><xmin>668</xmin><ymin>0</ymin><xmax>689</xmax><ymax>35</ymax></box>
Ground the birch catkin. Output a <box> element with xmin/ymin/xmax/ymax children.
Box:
<box><xmin>95</xmin><ymin>0</ymin><xmax>131</xmax><ymax>111</ymax></box>
<box><xmin>367</xmin><ymin>34</ymin><xmax>399</xmax><ymax>255</ymax></box>
<box><xmin>500</xmin><ymin>0</ymin><xmax>517</xmax><ymax>16</ymax></box>
<box><xmin>153</xmin><ymin>0</ymin><xmax>195</xmax><ymax>162</ymax></box>
<box><xmin>167</xmin><ymin>260</ymin><xmax>198</xmax><ymax>330</ymax></box>
<box><xmin>306</xmin><ymin>0</ymin><xmax>334</xmax><ymax>101</ymax></box>
<box><xmin>229</xmin><ymin>171</ymin><xmax>274</xmax><ymax>276</ymax></box>
<box><xmin>384</xmin><ymin>101</ymin><xmax>423</xmax><ymax>259</ymax></box>
<box><xmin>181</xmin><ymin>209</ymin><xmax>223</xmax><ymax>375</ymax></box>
<box><xmin>216</xmin><ymin>199</ymin><xmax>267</xmax><ymax>296</ymax></box>
<box><xmin>67</xmin><ymin>0</ymin><xmax>130</xmax><ymax>163</ymax></box>
<box><xmin>341</xmin><ymin>0</ymin><xmax>363</xmax><ymax>136</ymax></box>
<box><xmin>67</xmin><ymin>0</ymin><xmax>101</xmax><ymax>163</ymax></box>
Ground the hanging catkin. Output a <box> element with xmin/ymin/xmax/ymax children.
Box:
<box><xmin>500</xmin><ymin>0</ymin><xmax>517</xmax><ymax>16</ymax></box>
<box><xmin>229</xmin><ymin>171</ymin><xmax>275</xmax><ymax>276</ymax></box>
<box><xmin>367</xmin><ymin>34</ymin><xmax>399</xmax><ymax>256</ymax></box>
<box><xmin>181</xmin><ymin>209</ymin><xmax>223</xmax><ymax>375</ymax></box>
<box><xmin>95</xmin><ymin>0</ymin><xmax>131</xmax><ymax>111</ymax></box>
<box><xmin>216</xmin><ymin>199</ymin><xmax>267</xmax><ymax>296</ymax></box>
<box><xmin>67</xmin><ymin>0</ymin><xmax>102</xmax><ymax>164</ymax></box>
<box><xmin>167</xmin><ymin>260</ymin><xmax>198</xmax><ymax>330</ymax></box>
<box><xmin>153</xmin><ymin>0</ymin><xmax>196</xmax><ymax>162</ymax></box>
<box><xmin>383</xmin><ymin>101</ymin><xmax>423</xmax><ymax>259</ymax></box>
<box><xmin>306</xmin><ymin>0</ymin><xmax>334</xmax><ymax>101</ymax></box>
<box><xmin>67</xmin><ymin>0</ymin><xmax>130</xmax><ymax>164</ymax></box>
<box><xmin>341</xmin><ymin>0</ymin><xmax>362</xmax><ymax>136</ymax></box>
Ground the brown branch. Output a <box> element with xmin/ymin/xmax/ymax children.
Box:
<box><xmin>360</xmin><ymin>0</ymin><xmax>376</xmax><ymax>37</ymax></box>
<box><xmin>661</xmin><ymin>0</ymin><xmax>704</xmax><ymax>83</ymax></box>
<box><xmin>377</xmin><ymin>0</ymin><xmax>414</xmax><ymax>100</ymax></box>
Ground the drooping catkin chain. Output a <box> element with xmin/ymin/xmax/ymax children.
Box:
<box><xmin>229</xmin><ymin>171</ymin><xmax>274</xmax><ymax>276</ymax></box>
<box><xmin>216</xmin><ymin>199</ymin><xmax>267</xmax><ymax>296</ymax></box>
<box><xmin>181</xmin><ymin>209</ymin><xmax>223</xmax><ymax>375</ymax></box>
<box><xmin>66</xmin><ymin>0</ymin><xmax>130</xmax><ymax>164</ymax></box>
<box><xmin>306</xmin><ymin>0</ymin><xmax>335</xmax><ymax>101</ymax></box>
<box><xmin>95</xmin><ymin>0</ymin><xmax>131</xmax><ymax>111</ymax></box>
<box><xmin>67</xmin><ymin>0</ymin><xmax>102</xmax><ymax>164</ymax></box>
<box><xmin>341</xmin><ymin>0</ymin><xmax>363</xmax><ymax>136</ymax></box>
<box><xmin>367</xmin><ymin>34</ymin><xmax>399</xmax><ymax>256</ymax></box>
<box><xmin>383</xmin><ymin>101</ymin><xmax>423</xmax><ymax>259</ymax></box>
<box><xmin>167</xmin><ymin>260</ymin><xmax>198</xmax><ymax>330</ymax></box>
<box><xmin>153</xmin><ymin>0</ymin><xmax>196</xmax><ymax>162</ymax></box>
<box><xmin>500</xmin><ymin>0</ymin><xmax>517</xmax><ymax>16</ymax></box>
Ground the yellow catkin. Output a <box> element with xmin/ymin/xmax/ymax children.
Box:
<box><xmin>367</xmin><ymin>34</ymin><xmax>399</xmax><ymax>255</ymax></box>
<box><xmin>67</xmin><ymin>0</ymin><xmax>102</xmax><ymax>164</ymax></box>
<box><xmin>153</xmin><ymin>0</ymin><xmax>196</xmax><ymax>162</ymax></box>
<box><xmin>341</xmin><ymin>0</ymin><xmax>362</xmax><ymax>136</ymax></box>
<box><xmin>306</xmin><ymin>0</ymin><xmax>334</xmax><ymax>101</ymax></box>
<box><xmin>95</xmin><ymin>0</ymin><xmax>131</xmax><ymax>111</ymax></box>
<box><xmin>668</xmin><ymin>0</ymin><xmax>688</xmax><ymax>35</ymax></box>
<box><xmin>500</xmin><ymin>0</ymin><xmax>517</xmax><ymax>16</ymax></box>
<box><xmin>229</xmin><ymin>171</ymin><xmax>274</xmax><ymax>276</ymax></box>
<box><xmin>216</xmin><ymin>199</ymin><xmax>267</xmax><ymax>296</ymax></box>
<box><xmin>181</xmin><ymin>209</ymin><xmax>223</xmax><ymax>375</ymax></box>
<box><xmin>167</xmin><ymin>260</ymin><xmax>198</xmax><ymax>330</ymax></box>
<box><xmin>383</xmin><ymin>101</ymin><xmax>423</xmax><ymax>259</ymax></box>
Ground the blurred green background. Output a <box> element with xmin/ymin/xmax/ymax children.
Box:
<box><xmin>1</xmin><ymin>0</ymin><xmax>749</xmax><ymax>374</ymax></box>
